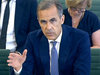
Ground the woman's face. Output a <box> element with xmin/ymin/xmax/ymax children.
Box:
<box><xmin>68</xmin><ymin>1</ymin><xmax>87</xmax><ymax>18</ymax></box>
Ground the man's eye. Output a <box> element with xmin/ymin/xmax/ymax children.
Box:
<box><xmin>51</xmin><ymin>20</ymin><xmax>55</xmax><ymax>23</ymax></box>
<box><xmin>50</xmin><ymin>19</ymin><xmax>56</xmax><ymax>23</ymax></box>
<box><xmin>41</xmin><ymin>20</ymin><xmax>47</xmax><ymax>24</ymax></box>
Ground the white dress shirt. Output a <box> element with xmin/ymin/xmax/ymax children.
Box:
<box><xmin>0</xmin><ymin>0</ymin><xmax>17</xmax><ymax>52</ymax></box>
<box><xmin>48</xmin><ymin>31</ymin><xmax>62</xmax><ymax>72</ymax></box>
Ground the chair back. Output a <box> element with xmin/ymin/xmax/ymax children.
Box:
<box><xmin>91</xmin><ymin>48</ymin><xmax>100</xmax><ymax>75</ymax></box>
<box><xmin>90</xmin><ymin>0</ymin><xmax>100</xmax><ymax>20</ymax></box>
<box><xmin>0</xmin><ymin>49</ymin><xmax>10</xmax><ymax>75</ymax></box>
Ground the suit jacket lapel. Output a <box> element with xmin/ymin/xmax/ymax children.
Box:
<box><xmin>59</xmin><ymin>25</ymin><xmax>71</xmax><ymax>71</ymax></box>
<box><xmin>39</xmin><ymin>35</ymin><xmax>50</xmax><ymax>75</ymax></box>
<box><xmin>14</xmin><ymin>0</ymin><xmax>26</xmax><ymax>35</ymax></box>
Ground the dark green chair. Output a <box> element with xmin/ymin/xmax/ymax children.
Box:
<box><xmin>58</xmin><ymin>0</ymin><xmax>66</xmax><ymax>9</ymax></box>
<box><xmin>90</xmin><ymin>0</ymin><xmax>100</xmax><ymax>20</ymax></box>
<box><xmin>91</xmin><ymin>48</ymin><xmax>100</xmax><ymax>75</ymax></box>
<box><xmin>0</xmin><ymin>49</ymin><xmax>10</xmax><ymax>75</ymax></box>
<box><xmin>37</xmin><ymin>0</ymin><xmax>66</xmax><ymax>9</ymax></box>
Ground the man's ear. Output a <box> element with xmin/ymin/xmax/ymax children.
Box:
<box><xmin>61</xmin><ymin>15</ymin><xmax>65</xmax><ymax>24</ymax></box>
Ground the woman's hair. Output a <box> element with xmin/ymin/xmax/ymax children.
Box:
<box><xmin>65</xmin><ymin>0</ymin><xmax>92</xmax><ymax>9</ymax></box>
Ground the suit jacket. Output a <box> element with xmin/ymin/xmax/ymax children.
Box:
<box><xmin>12</xmin><ymin>25</ymin><xmax>91</xmax><ymax>75</ymax></box>
<box><xmin>0</xmin><ymin>0</ymin><xmax>40</xmax><ymax>53</ymax></box>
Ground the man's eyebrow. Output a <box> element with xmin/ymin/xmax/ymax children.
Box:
<box><xmin>49</xmin><ymin>17</ymin><xmax>56</xmax><ymax>21</ymax></box>
<box><xmin>40</xmin><ymin>20</ymin><xmax>47</xmax><ymax>22</ymax></box>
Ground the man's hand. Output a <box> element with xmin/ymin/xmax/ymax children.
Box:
<box><xmin>7</xmin><ymin>49</ymin><xmax>27</xmax><ymax>71</ymax></box>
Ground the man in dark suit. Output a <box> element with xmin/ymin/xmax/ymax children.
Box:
<box><xmin>7</xmin><ymin>0</ymin><xmax>91</xmax><ymax>75</ymax></box>
<box><xmin>0</xmin><ymin>0</ymin><xmax>40</xmax><ymax>53</ymax></box>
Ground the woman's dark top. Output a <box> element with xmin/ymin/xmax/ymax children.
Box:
<box><xmin>63</xmin><ymin>8</ymin><xmax>100</xmax><ymax>46</ymax></box>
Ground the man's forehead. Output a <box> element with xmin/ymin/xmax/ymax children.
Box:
<box><xmin>38</xmin><ymin>5</ymin><xmax>58</xmax><ymax>15</ymax></box>
<box><xmin>38</xmin><ymin>12</ymin><xmax>58</xmax><ymax>20</ymax></box>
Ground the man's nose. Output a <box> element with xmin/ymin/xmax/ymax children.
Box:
<box><xmin>46</xmin><ymin>22</ymin><xmax>52</xmax><ymax>30</ymax></box>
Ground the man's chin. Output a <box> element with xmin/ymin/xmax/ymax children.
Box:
<box><xmin>46</xmin><ymin>36</ymin><xmax>56</xmax><ymax>40</ymax></box>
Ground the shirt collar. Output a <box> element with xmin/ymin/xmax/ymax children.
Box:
<box><xmin>48</xmin><ymin>30</ymin><xmax>62</xmax><ymax>43</ymax></box>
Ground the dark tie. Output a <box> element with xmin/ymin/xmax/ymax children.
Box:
<box><xmin>51</xmin><ymin>41</ymin><xmax>59</xmax><ymax>75</ymax></box>
<box><xmin>0</xmin><ymin>0</ymin><xmax>10</xmax><ymax>49</ymax></box>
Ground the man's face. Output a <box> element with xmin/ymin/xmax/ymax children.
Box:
<box><xmin>38</xmin><ymin>5</ymin><xmax>64</xmax><ymax>40</ymax></box>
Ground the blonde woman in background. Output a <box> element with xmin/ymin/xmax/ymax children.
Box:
<box><xmin>63</xmin><ymin>0</ymin><xmax>100</xmax><ymax>48</ymax></box>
